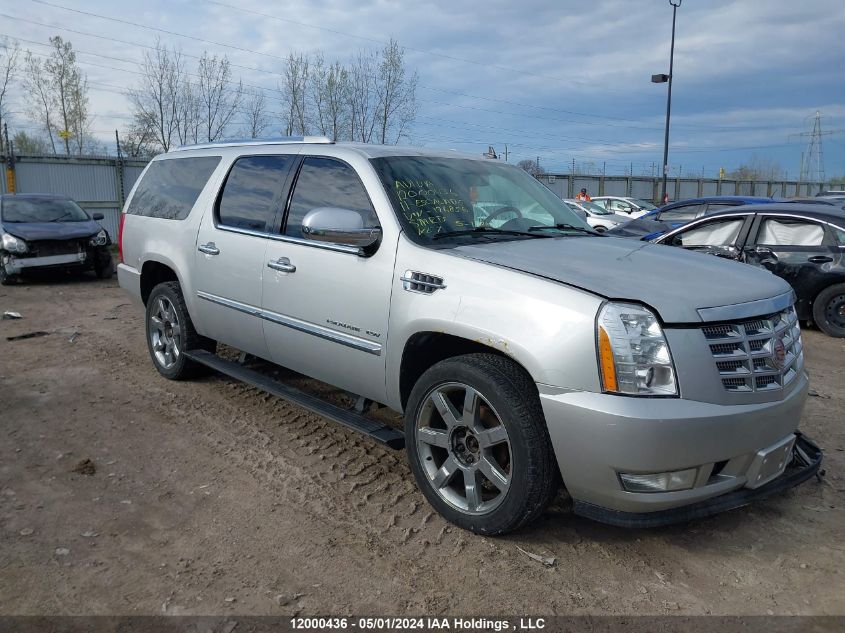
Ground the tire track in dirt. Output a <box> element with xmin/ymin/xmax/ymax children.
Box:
<box><xmin>81</xmin><ymin>298</ymin><xmax>461</xmax><ymax>556</ymax></box>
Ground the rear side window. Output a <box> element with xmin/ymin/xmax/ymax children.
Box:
<box><xmin>284</xmin><ymin>157</ymin><xmax>377</xmax><ymax>238</ymax></box>
<box><xmin>659</xmin><ymin>204</ymin><xmax>705</xmax><ymax>222</ymax></box>
<box><xmin>127</xmin><ymin>156</ymin><xmax>221</xmax><ymax>220</ymax></box>
<box><xmin>758</xmin><ymin>218</ymin><xmax>825</xmax><ymax>246</ymax></box>
<box><xmin>217</xmin><ymin>155</ymin><xmax>293</xmax><ymax>232</ymax></box>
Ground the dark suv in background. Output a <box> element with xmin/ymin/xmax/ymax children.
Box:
<box><xmin>0</xmin><ymin>194</ymin><xmax>113</xmax><ymax>285</ymax></box>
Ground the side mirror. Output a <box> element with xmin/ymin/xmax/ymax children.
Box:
<box><xmin>301</xmin><ymin>207</ymin><xmax>381</xmax><ymax>249</ymax></box>
<box><xmin>92</xmin><ymin>212</ymin><xmax>104</xmax><ymax>221</ymax></box>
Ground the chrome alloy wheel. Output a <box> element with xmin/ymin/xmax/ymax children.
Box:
<box><xmin>415</xmin><ymin>382</ymin><xmax>512</xmax><ymax>515</ymax></box>
<box><xmin>149</xmin><ymin>296</ymin><xmax>182</xmax><ymax>369</ymax></box>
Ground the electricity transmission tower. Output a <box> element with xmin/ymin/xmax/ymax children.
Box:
<box><xmin>790</xmin><ymin>111</ymin><xmax>845</xmax><ymax>183</ymax></box>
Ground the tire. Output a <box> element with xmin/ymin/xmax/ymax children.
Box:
<box><xmin>145</xmin><ymin>281</ymin><xmax>216</xmax><ymax>380</ymax></box>
<box><xmin>404</xmin><ymin>353</ymin><xmax>560</xmax><ymax>535</ymax></box>
<box><xmin>594</xmin><ymin>226</ymin><xmax>607</xmax><ymax>233</ymax></box>
<box><xmin>812</xmin><ymin>283</ymin><xmax>845</xmax><ymax>338</ymax></box>
<box><xmin>0</xmin><ymin>260</ymin><xmax>14</xmax><ymax>285</ymax></box>
<box><xmin>95</xmin><ymin>255</ymin><xmax>115</xmax><ymax>279</ymax></box>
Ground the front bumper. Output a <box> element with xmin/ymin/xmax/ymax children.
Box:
<box><xmin>539</xmin><ymin>372</ymin><xmax>816</xmax><ymax>521</ymax></box>
<box><xmin>3</xmin><ymin>248</ymin><xmax>108</xmax><ymax>274</ymax></box>
<box><xmin>574</xmin><ymin>433</ymin><xmax>822</xmax><ymax>527</ymax></box>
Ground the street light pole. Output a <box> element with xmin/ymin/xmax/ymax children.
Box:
<box><xmin>657</xmin><ymin>0</ymin><xmax>681</xmax><ymax>204</ymax></box>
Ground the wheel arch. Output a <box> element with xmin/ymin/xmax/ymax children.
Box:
<box><xmin>397</xmin><ymin>331</ymin><xmax>538</xmax><ymax>412</ymax></box>
<box><xmin>140</xmin><ymin>259</ymin><xmax>181</xmax><ymax>306</ymax></box>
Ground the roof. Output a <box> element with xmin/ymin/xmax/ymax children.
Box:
<box><xmin>169</xmin><ymin>137</ymin><xmax>483</xmax><ymax>161</ymax></box>
<box><xmin>705</xmin><ymin>203</ymin><xmax>845</xmax><ymax>225</ymax></box>
<box><xmin>0</xmin><ymin>193</ymin><xmax>73</xmax><ymax>200</ymax></box>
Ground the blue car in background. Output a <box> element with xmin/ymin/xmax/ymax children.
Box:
<box><xmin>640</xmin><ymin>196</ymin><xmax>779</xmax><ymax>228</ymax></box>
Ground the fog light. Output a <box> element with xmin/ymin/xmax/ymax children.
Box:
<box><xmin>619</xmin><ymin>468</ymin><xmax>697</xmax><ymax>493</ymax></box>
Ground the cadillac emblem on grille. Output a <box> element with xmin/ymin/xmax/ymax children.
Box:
<box><xmin>772</xmin><ymin>335</ymin><xmax>787</xmax><ymax>370</ymax></box>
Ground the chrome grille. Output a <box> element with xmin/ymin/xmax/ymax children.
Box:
<box><xmin>702</xmin><ymin>306</ymin><xmax>803</xmax><ymax>393</ymax></box>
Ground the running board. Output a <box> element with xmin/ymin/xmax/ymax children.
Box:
<box><xmin>185</xmin><ymin>349</ymin><xmax>405</xmax><ymax>450</ymax></box>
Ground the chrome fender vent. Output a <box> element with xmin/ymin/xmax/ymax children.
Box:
<box><xmin>401</xmin><ymin>270</ymin><xmax>446</xmax><ymax>294</ymax></box>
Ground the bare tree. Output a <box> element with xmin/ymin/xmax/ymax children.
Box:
<box><xmin>120</xmin><ymin>123</ymin><xmax>158</xmax><ymax>158</ymax></box>
<box><xmin>375</xmin><ymin>39</ymin><xmax>417</xmax><ymax>144</ymax></box>
<box><xmin>348</xmin><ymin>49</ymin><xmax>378</xmax><ymax>142</ymax></box>
<box><xmin>174</xmin><ymin>55</ymin><xmax>201</xmax><ymax>147</ymax></box>
<box><xmin>280</xmin><ymin>52</ymin><xmax>310</xmax><ymax>136</ymax></box>
<box><xmin>39</xmin><ymin>36</ymin><xmax>88</xmax><ymax>155</ymax></box>
<box><xmin>22</xmin><ymin>51</ymin><xmax>57</xmax><ymax>154</ymax></box>
<box><xmin>311</xmin><ymin>54</ymin><xmax>350</xmax><ymax>141</ymax></box>
<box><xmin>517</xmin><ymin>159</ymin><xmax>545</xmax><ymax>177</ymax></box>
<box><xmin>0</xmin><ymin>38</ymin><xmax>20</xmax><ymax>154</ymax></box>
<box><xmin>242</xmin><ymin>87</ymin><xmax>269</xmax><ymax>139</ymax></box>
<box><xmin>197</xmin><ymin>52</ymin><xmax>242</xmax><ymax>142</ymax></box>
<box><xmin>128</xmin><ymin>41</ymin><xmax>181</xmax><ymax>152</ymax></box>
<box><xmin>12</xmin><ymin>130</ymin><xmax>50</xmax><ymax>155</ymax></box>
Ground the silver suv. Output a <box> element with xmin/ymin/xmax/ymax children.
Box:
<box><xmin>117</xmin><ymin>137</ymin><xmax>822</xmax><ymax>534</ymax></box>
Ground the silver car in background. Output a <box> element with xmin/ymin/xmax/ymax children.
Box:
<box><xmin>117</xmin><ymin>138</ymin><xmax>822</xmax><ymax>534</ymax></box>
<box><xmin>565</xmin><ymin>198</ymin><xmax>630</xmax><ymax>232</ymax></box>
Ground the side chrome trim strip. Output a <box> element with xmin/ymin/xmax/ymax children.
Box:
<box><xmin>215</xmin><ymin>223</ymin><xmax>363</xmax><ymax>256</ymax></box>
<box><xmin>697</xmin><ymin>290</ymin><xmax>795</xmax><ymax>322</ymax></box>
<box><xmin>196</xmin><ymin>291</ymin><xmax>382</xmax><ymax>356</ymax></box>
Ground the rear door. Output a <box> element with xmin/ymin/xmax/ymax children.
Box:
<box><xmin>193</xmin><ymin>154</ymin><xmax>296</xmax><ymax>359</ymax></box>
<box><xmin>261</xmin><ymin>155</ymin><xmax>395</xmax><ymax>403</ymax></box>
<box><xmin>742</xmin><ymin>214</ymin><xmax>841</xmax><ymax>318</ymax></box>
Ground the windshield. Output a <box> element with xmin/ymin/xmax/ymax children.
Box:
<box><xmin>1</xmin><ymin>198</ymin><xmax>90</xmax><ymax>223</ymax></box>
<box><xmin>634</xmin><ymin>198</ymin><xmax>657</xmax><ymax>210</ymax></box>
<box><xmin>570</xmin><ymin>199</ymin><xmax>612</xmax><ymax>215</ymax></box>
<box><xmin>370</xmin><ymin>156</ymin><xmax>593</xmax><ymax>243</ymax></box>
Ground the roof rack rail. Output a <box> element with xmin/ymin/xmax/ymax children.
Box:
<box><xmin>171</xmin><ymin>136</ymin><xmax>334</xmax><ymax>152</ymax></box>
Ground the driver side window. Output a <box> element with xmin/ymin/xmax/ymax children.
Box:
<box><xmin>669</xmin><ymin>218</ymin><xmax>745</xmax><ymax>247</ymax></box>
<box><xmin>285</xmin><ymin>157</ymin><xmax>379</xmax><ymax>240</ymax></box>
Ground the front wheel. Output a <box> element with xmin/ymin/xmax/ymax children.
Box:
<box><xmin>813</xmin><ymin>283</ymin><xmax>845</xmax><ymax>337</ymax></box>
<box><xmin>145</xmin><ymin>281</ymin><xmax>215</xmax><ymax>379</ymax></box>
<box><xmin>405</xmin><ymin>353</ymin><xmax>560</xmax><ymax>535</ymax></box>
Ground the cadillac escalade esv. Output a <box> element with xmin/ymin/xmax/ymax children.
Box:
<box><xmin>117</xmin><ymin>137</ymin><xmax>822</xmax><ymax>534</ymax></box>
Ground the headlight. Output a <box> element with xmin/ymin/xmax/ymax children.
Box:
<box><xmin>597</xmin><ymin>302</ymin><xmax>677</xmax><ymax>396</ymax></box>
<box><xmin>1</xmin><ymin>233</ymin><xmax>28</xmax><ymax>253</ymax></box>
<box><xmin>89</xmin><ymin>229</ymin><xmax>108</xmax><ymax>246</ymax></box>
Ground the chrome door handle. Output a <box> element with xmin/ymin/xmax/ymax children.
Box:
<box><xmin>267</xmin><ymin>257</ymin><xmax>296</xmax><ymax>273</ymax></box>
<box><xmin>198</xmin><ymin>242</ymin><xmax>220</xmax><ymax>255</ymax></box>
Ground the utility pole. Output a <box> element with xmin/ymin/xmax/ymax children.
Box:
<box><xmin>652</xmin><ymin>0</ymin><xmax>682</xmax><ymax>204</ymax></box>
<box><xmin>503</xmin><ymin>144</ymin><xmax>508</xmax><ymax>162</ymax></box>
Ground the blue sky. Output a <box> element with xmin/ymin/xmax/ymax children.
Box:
<box><xmin>2</xmin><ymin>0</ymin><xmax>845</xmax><ymax>179</ymax></box>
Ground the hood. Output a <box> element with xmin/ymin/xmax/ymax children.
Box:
<box><xmin>450</xmin><ymin>236</ymin><xmax>792</xmax><ymax>323</ymax></box>
<box><xmin>1</xmin><ymin>219</ymin><xmax>102</xmax><ymax>242</ymax></box>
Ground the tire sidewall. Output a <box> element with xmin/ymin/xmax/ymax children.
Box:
<box><xmin>813</xmin><ymin>283</ymin><xmax>845</xmax><ymax>337</ymax></box>
<box><xmin>145</xmin><ymin>283</ymin><xmax>190</xmax><ymax>379</ymax></box>
<box><xmin>405</xmin><ymin>357</ymin><xmax>547</xmax><ymax>534</ymax></box>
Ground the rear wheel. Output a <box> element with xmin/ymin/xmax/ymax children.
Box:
<box><xmin>405</xmin><ymin>353</ymin><xmax>559</xmax><ymax>535</ymax></box>
<box><xmin>813</xmin><ymin>283</ymin><xmax>845</xmax><ymax>337</ymax></box>
<box><xmin>145</xmin><ymin>281</ymin><xmax>215</xmax><ymax>379</ymax></box>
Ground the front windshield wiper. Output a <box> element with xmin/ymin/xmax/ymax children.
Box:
<box><xmin>47</xmin><ymin>212</ymin><xmax>73</xmax><ymax>223</ymax></box>
<box><xmin>431</xmin><ymin>226</ymin><xmax>555</xmax><ymax>240</ymax></box>
<box><xmin>527</xmin><ymin>223</ymin><xmax>599</xmax><ymax>235</ymax></box>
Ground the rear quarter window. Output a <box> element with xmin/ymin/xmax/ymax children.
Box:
<box><xmin>127</xmin><ymin>156</ymin><xmax>221</xmax><ymax>220</ymax></box>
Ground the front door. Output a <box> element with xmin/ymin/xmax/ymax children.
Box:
<box><xmin>743</xmin><ymin>214</ymin><xmax>842</xmax><ymax>318</ymax></box>
<box><xmin>261</xmin><ymin>156</ymin><xmax>395</xmax><ymax>403</ymax></box>
<box><xmin>193</xmin><ymin>154</ymin><xmax>295</xmax><ymax>359</ymax></box>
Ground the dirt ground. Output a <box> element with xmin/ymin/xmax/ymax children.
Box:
<box><xmin>0</xmin><ymin>275</ymin><xmax>843</xmax><ymax>616</ymax></box>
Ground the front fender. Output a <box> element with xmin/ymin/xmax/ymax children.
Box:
<box><xmin>385</xmin><ymin>239</ymin><xmax>604</xmax><ymax>411</ymax></box>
